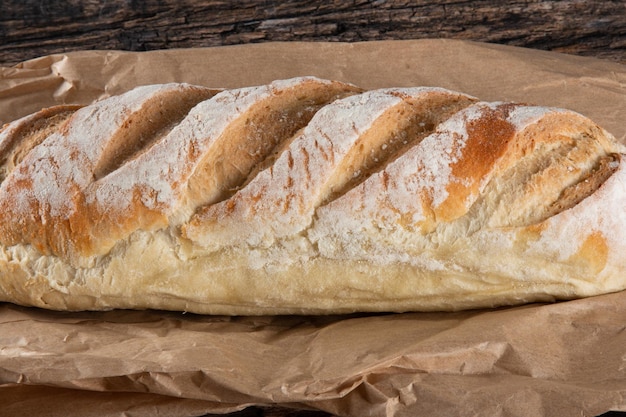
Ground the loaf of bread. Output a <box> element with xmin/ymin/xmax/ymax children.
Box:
<box><xmin>0</xmin><ymin>76</ymin><xmax>624</xmax><ymax>314</ymax></box>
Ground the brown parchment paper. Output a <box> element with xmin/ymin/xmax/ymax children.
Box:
<box><xmin>1</xmin><ymin>40</ymin><xmax>626</xmax><ymax>417</ymax></box>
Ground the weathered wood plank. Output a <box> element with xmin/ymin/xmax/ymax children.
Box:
<box><xmin>1</xmin><ymin>0</ymin><xmax>624</xmax><ymax>65</ymax></box>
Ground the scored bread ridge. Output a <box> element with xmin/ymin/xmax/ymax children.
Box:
<box><xmin>0</xmin><ymin>76</ymin><xmax>625</xmax><ymax>314</ymax></box>
<box><xmin>183</xmin><ymin>86</ymin><xmax>478</xmax><ymax>248</ymax></box>
<box><xmin>0</xmin><ymin>77</ymin><xmax>360</xmax><ymax>265</ymax></box>
<box><xmin>0</xmin><ymin>83</ymin><xmax>220</xmax><ymax>262</ymax></box>
<box><xmin>0</xmin><ymin>104</ymin><xmax>84</xmax><ymax>184</ymax></box>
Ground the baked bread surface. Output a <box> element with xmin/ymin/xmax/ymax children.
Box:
<box><xmin>0</xmin><ymin>77</ymin><xmax>624</xmax><ymax>314</ymax></box>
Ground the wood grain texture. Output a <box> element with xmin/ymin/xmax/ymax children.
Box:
<box><xmin>1</xmin><ymin>2</ymin><xmax>624</xmax><ymax>417</ymax></box>
<box><xmin>0</xmin><ymin>0</ymin><xmax>624</xmax><ymax>66</ymax></box>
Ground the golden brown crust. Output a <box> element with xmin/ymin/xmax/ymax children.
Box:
<box><xmin>0</xmin><ymin>77</ymin><xmax>625</xmax><ymax>314</ymax></box>
<box><xmin>0</xmin><ymin>105</ymin><xmax>83</xmax><ymax>183</ymax></box>
<box><xmin>0</xmin><ymin>78</ymin><xmax>360</xmax><ymax>264</ymax></box>
<box><xmin>183</xmin><ymin>87</ymin><xmax>478</xmax><ymax>248</ymax></box>
<box><xmin>0</xmin><ymin>84</ymin><xmax>220</xmax><ymax>262</ymax></box>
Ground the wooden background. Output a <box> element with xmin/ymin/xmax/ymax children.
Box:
<box><xmin>1</xmin><ymin>0</ymin><xmax>625</xmax><ymax>66</ymax></box>
<box><xmin>1</xmin><ymin>1</ymin><xmax>625</xmax><ymax>417</ymax></box>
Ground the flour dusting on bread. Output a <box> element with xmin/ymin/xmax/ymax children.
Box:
<box><xmin>0</xmin><ymin>77</ymin><xmax>625</xmax><ymax>315</ymax></box>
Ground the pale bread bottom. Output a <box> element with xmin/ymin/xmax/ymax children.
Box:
<box><xmin>1</xmin><ymin>225</ymin><xmax>620</xmax><ymax>315</ymax></box>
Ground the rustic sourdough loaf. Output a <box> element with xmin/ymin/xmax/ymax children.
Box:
<box><xmin>0</xmin><ymin>77</ymin><xmax>624</xmax><ymax>314</ymax></box>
